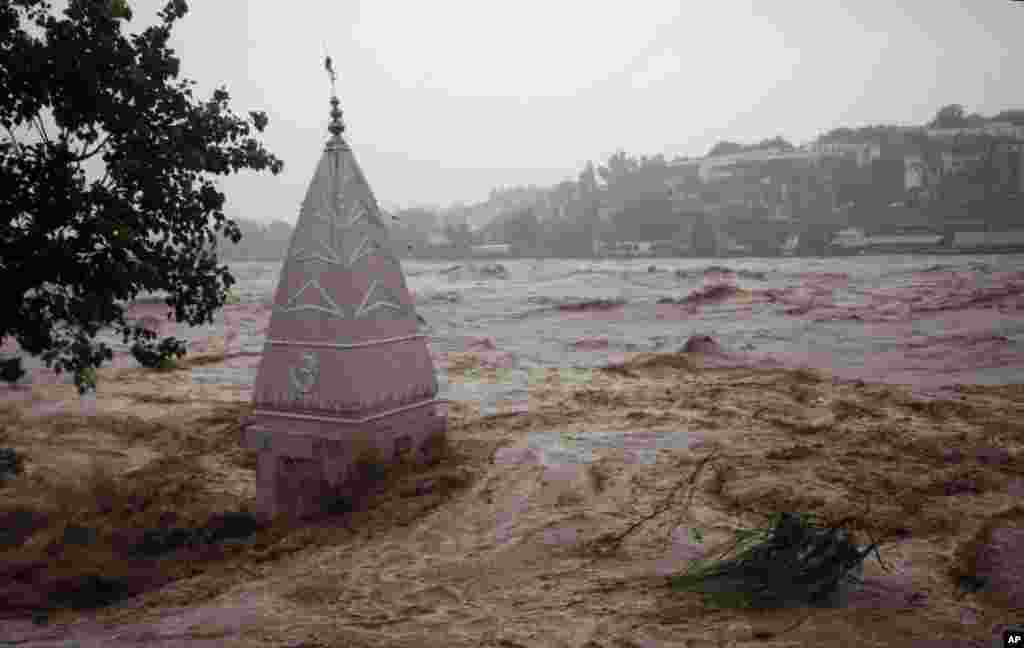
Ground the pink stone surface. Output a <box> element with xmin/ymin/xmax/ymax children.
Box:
<box><xmin>244</xmin><ymin>406</ymin><xmax>446</xmax><ymax>519</ymax></box>
<box><xmin>252</xmin><ymin>339</ymin><xmax>437</xmax><ymax>415</ymax></box>
<box><xmin>243</xmin><ymin>129</ymin><xmax>446</xmax><ymax>520</ymax></box>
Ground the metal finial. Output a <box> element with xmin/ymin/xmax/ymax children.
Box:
<box><xmin>324</xmin><ymin>55</ymin><xmax>345</xmax><ymax>136</ymax></box>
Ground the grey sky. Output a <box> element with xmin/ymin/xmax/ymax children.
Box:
<box><xmin>91</xmin><ymin>1</ymin><xmax>1024</xmax><ymax>222</ymax></box>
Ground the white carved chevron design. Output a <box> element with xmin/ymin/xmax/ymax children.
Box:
<box><xmin>354</xmin><ymin>279</ymin><xmax>402</xmax><ymax>318</ymax></box>
<box><xmin>276</xmin><ymin>134</ymin><xmax>409</xmax><ymax>322</ymax></box>
<box><xmin>278</xmin><ymin>279</ymin><xmax>349</xmax><ymax>318</ymax></box>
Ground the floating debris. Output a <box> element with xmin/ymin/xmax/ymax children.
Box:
<box><xmin>670</xmin><ymin>512</ymin><xmax>881</xmax><ymax>609</ymax></box>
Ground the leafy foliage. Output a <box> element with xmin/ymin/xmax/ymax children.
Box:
<box><xmin>130</xmin><ymin>335</ymin><xmax>187</xmax><ymax>370</ymax></box>
<box><xmin>670</xmin><ymin>511</ymin><xmax>882</xmax><ymax>609</ymax></box>
<box><xmin>576</xmin><ymin>161</ymin><xmax>599</xmax><ymax>196</ymax></box>
<box><xmin>706</xmin><ymin>137</ymin><xmax>795</xmax><ymax>158</ymax></box>
<box><xmin>991</xmin><ymin>109</ymin><xmax>1024</xmax><ymax>126</ymax></box>
<box><xmin>706</xmin><ymin>141</ymin><xmax>744</xmax><ymax>158</ymax></box>
<box><xmin>0</xmin><ymin>446</ymin><xmax>25</xmax><ymax>484</ymax></box>
<box><xmin>609</xmin><ymin>196</ymin><xmax>678</xmax><ymax>242</ymax></box>
<box><xmin>0</xmin><ymin>0</ymin><xmax>283</xmax><ymax>393</ymax></box>
<box><xmin>489</xmin><ymin>207</ymin><xmax>541</xmax><ymax>250</ymax></box>
<box><xmin>816</xmin><ymin>124</ymin><xmax>912</xmax><ymax>143</ymax></box>
<box><xmin>929</xmin><ymin>103</ymin><xmax>968</xmax><ymax>129</ymax></box>
<box><xmin>597</xmin><ymin>150</ymin><xmax>667</xmax><ymax>188</ymax></box>
<box><xmin>0</xmin><ymin>355</ymin><xmax>26</xmax><ymax>386</ymax></box>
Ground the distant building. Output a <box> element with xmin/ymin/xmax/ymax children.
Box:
<box><xmin>697</xmin><ymin>147</ymin><xmax>799</xmax><ymax>181</ymax></box>
<box><xmin>953</xmin><ymin>230</ymin><xmax>1024</xmax><ymax>248</ymax></box>
<box><xmin>904</xmin><ymin>153</ymin><xmax>926</xmax><ymax>190</ymax></box>
<box><xmin>598</xmin><ymin>240</ymin><xmax>658</xmax><ymax>256</ymax></box>
<box><xmin>805</xmin><ymin>141</ymin><xmax>880</xmax><ymax>167</ymax></box>
<box><xmin>993</xmin><ymin>140</ymin><xmax>1024</xmax><ymax>192</ymax></box>
<box><xmin>470</xmin><ymin>243</ymin><xmax>512</xmax><ymax>256</ymax></box>
<box><xmin>940</xmin><ymin>148</ymin><xmax>987</xmax><ymax>175</ymax></box>
<box><xmin>927</xmin><ymin>122</ymin><xmax>1024</xmax><ymax>140</ymax></box>
<box><xmin>831</xmin><ymin>228</ymin><xmax>944</xmax><ymax>252</ymax></box>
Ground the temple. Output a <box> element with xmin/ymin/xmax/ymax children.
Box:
<box><xmin>241</xmin><ymin>65</ymin><xmax>447</xmax><ymax>519</ymax></box>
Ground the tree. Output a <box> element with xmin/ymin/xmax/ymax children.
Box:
<box><xmin>991</xmin><ymin>109</ymin><xmax>1024</xmax><ymax>126</ymax></box>
<box><xmin>1</xmin><ymin>0</ymin><xmax>284</xmax><ymax>394</ymax></box>
<box><xmin>638</xmin><ymin>153</ymin><xmax>667</xmax><ymax>168</ymax></box>
<box><xmin>755</xmin><ymin>136</ymin><xmax>795</xmax><ymax>152</ymax></box>
<box><xmin>818</xmin><ymin>124</ymin><xmax>912</xmax><ymax>144</ymax></box>
<box><xmin>597</xmin><ymin>150</ymin><xmax>640</xmax><ymax>187</ymax></box>
<box><xmin>965</xmin><ymin>112</ymin><xmax>986</xmax><ymax>126</ymax></box>
<box><xmin>610</xmin><ymin>196</ymin><xmax>678</xmax><ymax>242</ymax></box>
<box><xmin>929</xmin><ymin>104</ymin><xmax>969</xmax><ymax>129</ymax></box>
<box><xmin>706</xmin><ymin>141</ymin><xmax>743</xmax><ymax>157</ymax></box>
<box><xmin>577</xmin><ymin>161</ymin><xmax>599</xmax><ymax>196</ymax></box>
<box><xmin>501</xmin><ymin>207</ymin><xmax>542</xmax><ymax>252</ymax></box>
<box><xmin>818</xmin><ymin>127</ymin><xmax>855</xmax><ymax>142</ymax></box>
<box><xmin>548</xmin><ymin>180</ymin><xmax>576</xmax><ymax>219</ymax></box>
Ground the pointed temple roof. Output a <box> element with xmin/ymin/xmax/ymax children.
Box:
<box><xmin>252</xmin><ymin>79</ymin><xmax>437</xmax><ymax>410</ymax></box>
<box><xmin>243</xmin><ymin>73</ymin><xmax>445</xmax><ymax>520</ymax></box>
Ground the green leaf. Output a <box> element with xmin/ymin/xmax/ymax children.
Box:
<box><xmin>0</xmin><ymin>0</ymin><xmax>282</xmax><ymax>392</ymax></box>
<box><xmin>110</xmin><ymin>0</ymin><xmax>133</xmax><ymax>20</ymax></box>
<box><xmin>75</xmin><ymin>366</ymin><xmax>98</xmax><ymax>395</ymax></box>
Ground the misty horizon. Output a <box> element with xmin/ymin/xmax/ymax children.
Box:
<box><xmin>68</xmin><ymin>0</ymin><xmax>1024</xmax><ymax>223</ymax></box>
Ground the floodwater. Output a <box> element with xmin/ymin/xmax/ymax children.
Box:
<box><xmin>6</xmin><ymin>254</ymin><xmax>1024</xmax><ymax>410</ymax></box>
<box><xmin>2</xmin><ymin>256</ymin><xmax>1023</xmax><ymax>646</ymax></box>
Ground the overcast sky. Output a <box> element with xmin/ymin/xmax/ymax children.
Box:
<box><xmin>100</xmin><ymin>1</ymin><xmax>1024</xmax><ymax>222</ymax></box>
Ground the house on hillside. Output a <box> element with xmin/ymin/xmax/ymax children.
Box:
<box><xmin>940</xmin><ymin>143</ymin><xmax>988</xmax><ymax>175</ymax></box>
<box><xmin>804</xmin><ymin>141</ymin><xmax>881</xmax><ymax>167</ymax></box>
<box><xmin>927</xmin><ymin>122</ymin><xmax>1024</xmax><ymax>140</ymax></box>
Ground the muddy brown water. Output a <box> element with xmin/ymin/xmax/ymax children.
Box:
<box><xmin>1</xmin><ymin>256</ymin><xmax>1023</xmax><ymax>646</ymax></box>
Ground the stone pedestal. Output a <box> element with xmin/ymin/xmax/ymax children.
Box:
<box><xmin>242</xmin><ymin>401</ymin><xmax>447</xmax><ymax>520</ymax></box>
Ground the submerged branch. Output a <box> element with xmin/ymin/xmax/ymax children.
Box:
<box><xmin>585</xmin><ymin>450</ymin><xmax>719</xmax><ymax>555</ymax></box>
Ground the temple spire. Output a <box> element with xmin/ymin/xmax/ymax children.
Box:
<box><xmin>324</xmin><ymin>55</ymin><xmax>345</xmax><ymax>136</ymax></box>
<box><xmin>242</xmin><ymin>59</ymin><xmax>446</xmax><ymax>520</ymax></box>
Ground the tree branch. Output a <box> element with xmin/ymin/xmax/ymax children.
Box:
<box><xmin>33</xmin><ymin>115</ymin><xmax>50</xmax><ymax>144</ymax></box>
<box><xmin>3</xmin><ymin>124</ymin><xmax>25</xmax><ymax>156</ymax></box>
<box><xmin>76</xmin><ymin>133</ymin><xmax>111</xmax><ymax>162</ymax></box>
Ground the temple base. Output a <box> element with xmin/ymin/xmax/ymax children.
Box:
<box><xmin>241</xmin><ymin>402</ymin><xmax>448</xmax><ymax>520</ymax></box>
